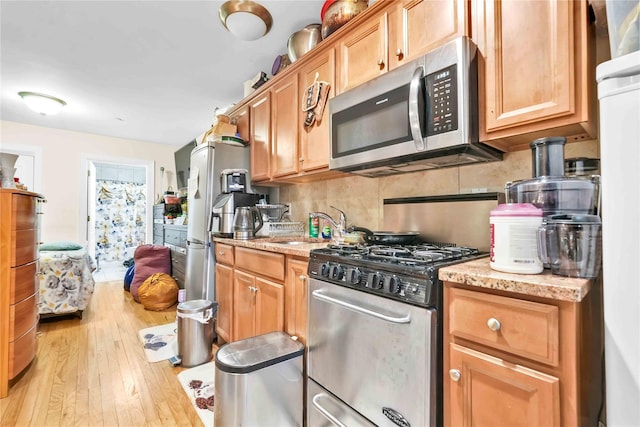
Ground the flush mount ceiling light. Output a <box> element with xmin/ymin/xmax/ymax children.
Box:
<box><xmin>219</xmin><ymin>0</ymin><xmax>273</xmax><ymax>41</ymax></box>
<box><xmin>18</xmin><ymin>91</ymin><xmax>67</xmax><ymax>116</ymax></box>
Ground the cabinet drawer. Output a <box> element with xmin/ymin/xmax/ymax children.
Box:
<box><xmin>12</xmin><ymin>229</ymin><xmax>38</xmax><ymax>266</ymax></box>
<box><xmin>13</xmin><ymin>194</ymin><xmax>37</xmax><ymax>230</ymax></box>
<box><xmin>164</xmin><ymin>227</ymin><xmax>187</xmax><ymax>247</ymax></box>
<box><xmin>9</xmin><ymin>325</ymin><xmax>37</xmax><ymax>380</ymax></box>
<box><xmin>215</xmin><ymin>243</ymin><xmax>234</xmax><ymax>266</ymax></box>
<box><xmin>448</xmin><ymin>287</ymin><xmax>559</xmax><ymax>366</ymax></box>
<box><xmin>153</xmin><ymin>204</ymin><xmax>164</xmax><ymax>219</ymax></box>
<box><xmin>11</xmin><ymin>261</ymin><xmax>38</xmax><ymax>304</ymax></box>
<box><xmin>10</xmin><ymin>293</ymin><xmax>38</xmax><ymax>341</ymax></box>
<box><xmin>235</xmin><ymin>247</ymin><xmax>285</xmax><ymax>281</ymax></box>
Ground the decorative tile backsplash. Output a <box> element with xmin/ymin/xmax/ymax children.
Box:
<box><xmin>280</xmin><ymin>139</ymin><xmax>600</xmax><ymax>232</ymax></box>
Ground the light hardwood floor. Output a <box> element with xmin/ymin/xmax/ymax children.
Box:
<box><xmin>0</xmin><ymin>280</ymin><xmax>208</xmax><ymax>426</ymax></box>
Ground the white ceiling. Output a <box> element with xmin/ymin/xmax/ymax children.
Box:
<box><xmin>0</xmin><ymin>0</ymin><xmax>324</xmax><ymax>146</ymax></box>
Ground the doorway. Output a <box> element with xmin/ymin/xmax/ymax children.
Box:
<box><xmin>0</xmin><ymin>144</ymin><xmax>43</xmax><ymax>193</ymax></box>
<box><xmin>80</xmin><ymin>156</ymin><xmax>154</xmax><ymax>281</ymax></box>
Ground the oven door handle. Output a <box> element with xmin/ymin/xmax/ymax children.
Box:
<box><xmin>312</xmin><ymin>393</ymin><xmax>349</xmax><ymax>427</ymax></box>
<box><xmin>312</xmin><ymin>290</ymin><xmax>411</xmax><ymax>324</ymax></box>
<box><xmin>408</xmin><ymin>65</ymin><xmax>426</xmax><ymax>151</ymax></box>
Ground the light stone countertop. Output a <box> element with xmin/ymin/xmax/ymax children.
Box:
<box><xmin>211</xmin><ymin>236</ymin><xmax>330</xmax><ymax>258</ymax></box>
<box><xmin>438</xmin><ymin>258</ymin><xmax>593</xmax><ymax>302</ymax></box>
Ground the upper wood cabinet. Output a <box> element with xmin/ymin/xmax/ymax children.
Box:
<box><xmin>299</xmin><ymin>48</ymin><xmax>336</xmax><ymax>174</ymax></box>
<box><xmin>271</xmin><ymin>77</ymin><xmax>300</xmax><ymax>178</ymax></box>
<box><xmin>233</xmin><ymin>103</ymin><xmax>250</xmax><ymax>142</ymax></box>
<box><xmin>472</xmin><ymin>0</ymin><xmax>596</xmax><ymax>151</ymax></box>
<box><xmin>336</xmin><ymin>11</ymin><xmax>388</xmax><ymax>94</ymax></box>
<box><xmin>387</xmin><ymin>0</ymin><xmax>469</xmax><ymax>70</ymax></box>
<box><xmin>249</xmin><ymin>92</ymin><xmax>271</xmax><ymax>182</ymax></box>
<box><xmin>337</xmin><ymin>0</ymin><xmax>468</xmax><ymax>93</ymax></box>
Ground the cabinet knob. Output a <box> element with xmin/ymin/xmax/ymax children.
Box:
<box><xmin>217</xmin><ymin>251</ymin><xmax>225</xmax><ymax>256</ymax></box>
<box><xmin>487</xmin><ymin>317</ymin><xmax>502</xmax><ymax>332</ymax></box>
<box><xmin>377</xmin><ymin>59</ymin><xmax>385</xmax><ymax>68</ymax></box>
<box><xmin>449</xmin><ymin>369</ymin><xmax>461</xmax><ymax>382</ymax></box>
<box><xmin>299</xmin><ymin>275</ymin><xmax>306</xmax><ymax>282</ymax></box>
<box><xmin>395</xmin><ymin>48</ymin><xmax>403</xmax><ymax>57</ymax></box>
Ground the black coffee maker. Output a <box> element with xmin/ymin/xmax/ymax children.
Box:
<box><xmin>211</xmin><ymin>169</ymin><xmax>260</xmax><ymax>237</ymax></box>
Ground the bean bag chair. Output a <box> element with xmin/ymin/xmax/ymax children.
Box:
<box><xmin>138</xmin><ymin>273</ymin><xmax>178</xmax><ymax>311</ymax></box>
<box><xmin>130</xmin><ymin>245</ymin><xmax>171</xmax><ymax>302</ymax></box>
<box><xmin>123</xmin><ymin>264</ymin><xmax>135</xmax><ymax>291</ymax></box>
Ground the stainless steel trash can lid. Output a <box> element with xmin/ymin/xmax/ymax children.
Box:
<box><xmin>177</xmin><ymin>299</ymin><xmax>214</xmax><ymax>313</ymax></box>
<box><xmin>215</xmin><ymin>332</ymin><xmax>304</xmax><ymax>374</ymax></box>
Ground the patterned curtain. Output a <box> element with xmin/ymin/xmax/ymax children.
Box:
<box><xmin>95</xmin><ymin>180</ymin><xmax>146</xmax><ymax>262</ymax></box>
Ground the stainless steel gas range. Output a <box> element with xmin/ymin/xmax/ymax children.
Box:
<box><xmin>306</xmin><ymin>243</ymin><xmax>487</xmax><ymax>427</ymax></box>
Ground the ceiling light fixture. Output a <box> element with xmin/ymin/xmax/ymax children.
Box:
<box><xmin>219</xmin><ymin>0</ymin><xmax>273</xmax><ymax>41</ymax></box>
<box><xmin>18</xmin><ymin>91</ymin><xmax>67</xmax><ymax>116</ymax></box>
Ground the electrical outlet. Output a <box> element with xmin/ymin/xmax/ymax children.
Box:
<box><xmin>285</xmin><ymin>203</ymin><xmax>292</xmax><ymax>219</ymax></box>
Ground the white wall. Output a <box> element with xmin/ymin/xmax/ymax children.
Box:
<box><xmin>0</xmin><ymin>120</ymin><xmax>180</xmax><ymax>243</ymax></box>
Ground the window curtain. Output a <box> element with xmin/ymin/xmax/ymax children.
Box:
<box><xmin>95</xmin><ymin>180</ymin><xmax>146</xmax><ymax>263</ymax></box>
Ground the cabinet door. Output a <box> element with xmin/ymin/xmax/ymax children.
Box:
<box><xmin>255</xmin><ymin>277</ymin><xmax>284</xmax><ymax>337</ymax></box>
<box><xmin>271</xmin><ymin>78</ymin><xmax>300</xmax><ymax>178</ymax></box>
<box><xmin>249</xmin><ymin>92</ymin><xmax>271</xmax><ymax>182</ymax></box>
<box><xmin>448</xmin><ymin>343</ymin><xmax>560</xmax><ymax>427</ymax></box>
<box><xmin>299</xmin><ymin>49</ymin><xmax>335</xmax><ymax>173</ymax></box>
<box><xmin>233</xmin><ymin>270</ymin><xmax>256</xmax><ymax>341</ymax></box>
<box><xmin>233</xmin><ymin>103</ymin><xmax>250</xmax><ymax>142</ymax></box>
<box><xmin>473</xmin><ymin>0</ymin><xmax>593</xmax><ymax>148</ymax></box>
<box><xmin>337</xmin><ymin>12</ymin><xmax>388</xmax><ymax>94</ymax></box>
<box><xmin>285</xmin><ymin>258</ymin><xmax>309</xmax><ymax>345</ymax></box>
<box><xmin>215</xmin><ymin>263</ymin><xmax>233</xmax><ymax>343</ymax></box>
<box><xmin>388</xmin><ymin>0</ymin><xmax>468</xmax><ymax>70</ymax></box>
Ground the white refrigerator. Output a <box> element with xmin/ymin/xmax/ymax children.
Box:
<box><xmin>596</xmin><ymin>50</ymin><xmax>640</xmax><ymax>427</ymax></box>
<box><xmin>185</xmin><ymin>139</ymin><xmax>251</xmax><ymax>302</ymax></box>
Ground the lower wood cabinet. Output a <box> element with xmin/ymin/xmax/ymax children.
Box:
<box><xmin>285</xmin><ymin>258</ymin><xmax>309</xmax><ymax>345</ymax></box>
<box><xmin>443</xmin><ymin>282</ymin><xmax>603</xmax><ymax>426</ymax></box>
<box><xmin>449</xmin><ymin>343</ymin><xmax>560</xmax><ymax>426</ymax></box>
<box><xmin>215</xmin><ymin>262</ymin><xmax>233</xmax><ymax>343</ymax></box>
<box><xmin>214</xmin><ymin>242</ymin><xmax>309</xmax><ymax>345</ymax></box>
<box><xmin>232</xmin><ymin>270</ymin><xmax>284</xmax><ymax>342</ymax></box>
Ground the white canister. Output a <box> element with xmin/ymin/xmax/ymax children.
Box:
<box><xmin>490</xmin><ymin>203</ymin><xmax>544</xmax><ymax>274</ymax></box>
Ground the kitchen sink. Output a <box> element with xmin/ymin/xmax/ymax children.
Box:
<box><xmin>268</xmin><ymin>237</ymin><xmax>327</xmax><ymax>245</ymax></box>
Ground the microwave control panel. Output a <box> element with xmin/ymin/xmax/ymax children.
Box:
<box><xmin>426</xmin><ymin>64</ymin><xmax>458</xmax><ymax>135</ymax></box>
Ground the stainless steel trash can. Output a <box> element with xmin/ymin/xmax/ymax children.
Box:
<box><xmin>214</xmin><ymin>332</ymin><xmax>305</xmax><ymax>426</ymax></box>
<box><xmin>177</xmin><ymin>299</ymin><xmax>216</xmax><ymax>367</ymax></box>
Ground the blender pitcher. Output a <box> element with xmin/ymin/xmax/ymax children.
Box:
<box><xmin>537</xmin><ymin>214</ymin><xmax>602</xmax><ymax>278</ymax></box>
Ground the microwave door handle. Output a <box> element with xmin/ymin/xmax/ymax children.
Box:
<box><xmin>409</xmin><ymin>66</ymin><xmax>426</xmax><ymax>151</ymax></box>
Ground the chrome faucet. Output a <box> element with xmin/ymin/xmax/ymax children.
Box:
<box><xmin>310</xmin><ymin>206</ymin><xmax>347</xmax><ymax>236</ymax></box>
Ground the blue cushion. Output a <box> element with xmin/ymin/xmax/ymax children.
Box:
<box><xmin>40</xmin><ymin>241</ymin><xmax>84</xmax><ymax>251</ymax></box>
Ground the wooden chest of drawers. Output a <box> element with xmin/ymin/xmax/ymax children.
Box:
<box><xmin>1</xmin><ymin>189</ymin><xmax>44</xmax><ymax>398</ymax></box>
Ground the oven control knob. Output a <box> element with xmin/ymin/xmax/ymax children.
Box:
<box><xmin>329</xmin><ymin>264</ymin><xmax>344</xmax><ymax>280</ymax></box>
<box><xmin>346</xmin><ymin>268</ymin><xmax>362</xmax><ymax>285</ymax></box>
<box><xmin>367</xmin><ymin>272</ymin><xmax>383</xmax><ymax>289</ymax></box>
<box><xmin>320</xmin><ymin>262</ymin><xmax>332</xmax><ymax>277</ymax></box>
<box><xmin>384</xmin><ymin>275</ymin><xmax>401</xmax><ymax>294</ymax></box>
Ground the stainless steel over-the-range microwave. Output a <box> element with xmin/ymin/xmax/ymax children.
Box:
<box><xmin>329</xmin><ymin>36</ymin><xmax>502</xmax><ymax>177</ymax></box>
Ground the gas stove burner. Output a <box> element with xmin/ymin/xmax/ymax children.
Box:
<box><xmin>325</xmin><ymin>244</ymin><xmax>368</xmax><ymax>257</ymax></box>
<box><xmin>369</xmin><ymin>247</ymin><xmax>414</xmax><ymax>258</ymax></box>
